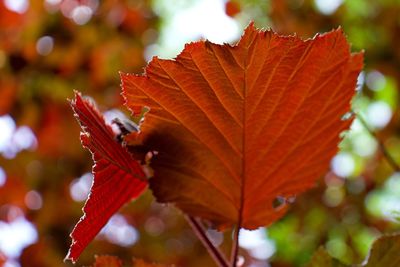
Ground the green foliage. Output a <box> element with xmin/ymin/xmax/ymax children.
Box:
<box><xmin>308</xmin><ymin>234</ymin><xmax>400</xmax><ymax>267</ymax></box>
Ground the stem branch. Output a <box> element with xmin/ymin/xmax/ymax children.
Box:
<box><xmin>356</xmin><ymin>113</ymin><xmax>400</xmax><ymax>172</ymax></box>
<box><xmin>230</xmin><ymin>226</ymin><xmax>240</xmax><ymax>267</ymax></box>
<box><xmin>185</xmin><ymin>215</ymin><xmax>229</xmax><ymax>267</ymax></box>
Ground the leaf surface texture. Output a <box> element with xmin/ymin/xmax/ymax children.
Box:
<box><xmin>66</xmin><ymin>92</ymin><xmax>147</xmax><ymax>262</ymax></box>
<box><xmin>122</xmin><ymin>24</ymin><xmax>363</xmax><ymax>229</ymax></box>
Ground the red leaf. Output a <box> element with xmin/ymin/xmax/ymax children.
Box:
<box><xmin>225</xmin><ymin>0</ymin><xmax>241</xmax><ymax>17</ymax></box>
<box><xmin>0</xmin><ymin>78</ymin><xmax>17</xmax><ymax>116</ymax></box>
<box><xmin>122</xmin><ymin>23</ymin><xmax>363</xmax><ymax>230</ymax></box>
<box><xmin>66</xmin><ymin>92</ymin><xmax>147</xmax><ymax>263</ymax></box>
<box><xmin>133</xmin><ymin>259</ymin><xmax>171</xmax><ymax>267</ymax></box>
<box><xmin>91</xmin><ymin>255</ymin><xmax>122</xmax><ymax>267</ymax></box>
<box><xmin>89</xmin><ymin>256</ymin><xmax>170</xmax><ymax>267</ymax></box>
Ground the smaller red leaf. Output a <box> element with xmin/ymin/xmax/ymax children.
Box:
<box><xmin>66</xmin><ymin>92</ymin><xmax>147</xmax><ymax>263</ymax></box>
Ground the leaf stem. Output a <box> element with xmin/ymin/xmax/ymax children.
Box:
<box><xmin>356</xmin><ymin>113</ymin><xmax>400</xmax><ymax>172</ymax></box>
<box><xmin>185</xmin><ymin>215</ymin><xmax>229</xmax><ymax>267</ymax></box>
<box><xmin>230</xmin><ymin>226</ymin><xmax>240</xmax><ymax>267</ymax></box>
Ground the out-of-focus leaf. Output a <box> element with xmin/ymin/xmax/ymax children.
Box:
<box><xmin>91</xmin><ymin>255</ymin><xmax>122</xmax><ymax>267</ymax></box>
<box><xmin>225</xmin><ymin>0</ymin><xmax>241</xmax><ymax>17</ymax></box>
<box><xmin>122</xmin><ymin>23</ymin><xmax>363</xmax><ymax>230</ymax></box>
<box><xmin>307</xmin><ymin>247</ymin><xmax>346</xmax><ymax>267</ymax></box>
<box><xmin>307</xmin><ymin>234</ymin><xmax>400</xmax><ymax>267</ymax></box>
<box><xmin>66</xmin><ymin>92</ymin><xmax>148</xmax><ymax>263</ymax></box>
<box><xmin>0</xmin><ymin>78</ymin><xmax>17</xmax><ymax>115</ymax></box>
<box><xmin>133</xmin><ymin>258</ymin><xmax>171</xmax><ymax>267</ymax></box>
<box><xmin>90</xmin><ymin>256</ymin><xmax>170</xmax><ymax>267</ymax></box>
<box><xmin>0</xmin><ymin>2</ymin><xmax>23</xmax><ymax>29</ymax></box>
<box><xmin>363</xmin><ymin>234</ymin><xmax>400</xmax><ymax>267</ymax></box>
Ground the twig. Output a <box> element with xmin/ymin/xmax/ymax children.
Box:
<box><xmin>185</xmin><ymin>215</ymin><xmax>229</xmax><ymax>267</ymax></box>
<box><xmin>356</xmin><ymin>112</ymin><xmax>400</xmax><ymax>172</ymax></box>
<box><xmin>230</xmin><ymin>226</ymin><xmax>240</xmax><ymax>267</ymax></box>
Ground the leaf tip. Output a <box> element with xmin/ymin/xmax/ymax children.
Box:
<box><xmin>70</xmin><ymin>90</ymin><xmax>87</xmax><ymax>111</ymax></box>
<box><xmin>242</xmin><ymin>20</ymin><xmax>257</xmax><ymax>35</ymax></box>
<box><xmin>118</xmin><ymin>71</ymin><xmax>128</xmax><ymax>79</ymax></box>
<box><xmin>63</xmin><ymin>250</ymin><xmax>76</xmax><ymax>265</ymax></box>
<box><xmin>246</xmin><ymin>20</ymin><xmax>255</xmax><ymax>29</ymax></box>
<box><xmin>69</xmin><ymin>90</ymin><xmax>79</xmax><ymax>106</ymax></box>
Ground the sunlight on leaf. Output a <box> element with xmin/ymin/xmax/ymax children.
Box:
<box><xmin>66</xmin><ymin>92</ymin><xmax>148</xmax><ymax>263</ymax></box>
<box><xmin>122</xmin><ymin>23</ymin><xmax>363</xmax><ymax>230</ymax></box>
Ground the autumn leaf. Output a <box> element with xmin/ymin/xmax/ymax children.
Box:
<box><xmin>307</xmin><ymin>234</ymin><xmax>400</xmax><ymax>267</ymax></box>
<box><xmin>0</xmin><ymin>1</ymin><xmax>23</xmax><ymax>29</ymax></box>
<box><xmin>66</xmin><ymin>92</ymin><xmax>148</xmax><ymax>263</ymax></box>
<box><xmin>0</xmin><ymin>78</ymin><xmax>17</xmax><ymax>116</ymax></box>
<box><xmin>362</xmin><ymin>234</ymin><xmax>400</xmax><ymax>267</ymax></box>
<box><xmin>91</xmin><ymin>255</ymin><xmax>122</xmax><ymax>267</ymax></box>
<box><xmin>307</xmin><ymin>248</ymin><xmax>346</xmax><ymax>267</ymax></box>
<box><xmin>90</xmin><ymin>256</ymin><xmax>170</xmax><ymax>267</ymax></box>
<box><xmin>122</xmin><ymin>23</ymin><xmax>363</xmax><ymax>230</ymax></box>
<box><xmin>225</xmin><ymin>0</ymin><xmax>241</xmax><ymax>17</ymax></box>
<box><xmin>133</xmin><ymin>258</ymin><xmax>171</xmax><ymax>267</ymax></box>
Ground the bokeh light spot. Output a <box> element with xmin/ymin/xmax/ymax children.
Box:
<box><xmin>331</xmin><ymin>152</ymin><xmax>355</xmax><ymax>177</ymax></box>
<box><xmin>144</xmin><ymin>44</ymin><xmax>160</xmax><ymax>62</ymax></box>
<box><xmin>323</xmin><ymin>186</ymin><xmax>345</xmax><ymax>207</ymax></box>
<box><xmin>364</xmin><ymin>174</ymin><xmax>400</xmax><ymax>222</ymax></box>
<box><xmin>352</xmin><ymin>134</ymin><xmax>377</xmax><ymax>157</ymax></box>
<box><xmin>0</xmin><ymin>167</ymin><xmax>6</xmax><ymax>187</ymax></box>
<box><xmin>45</xmin><ymin>0</ymin><xmax>61</xmax><ymax>4</ymax></box>
<box><xmin>356</xmin><ymin>71</ymin><xmax>365</xmax><ymax>91</ymax></box>
<box><xmin>347</xmin><ymin>178</ymin><xmax>366</xmax><ymax>195</ymax></box>
<box><xmin>366</xmin><ymin>70</ymin><xmax>386</xmax><ymax>91</ymax></box>
<box><xmin>71</xmin><ymin>5</ymin><xmax>93</xmax><ymax>25</ymax></box>
<box><xmin>239</xmin><ymin>228</ymin><xmax>276</xmax><ymax>260</ymax></box>
<box><xmin>3</xmin><ymin>260</ymin><xmax>20</xmax><ymax>267</ymax></box>
<box><xmin>385</xmin><ymin>173</ymin><xmax>400</xmax><ymax>194</ymax></box>
<box><xmin>24</xmin><ymin>191</ymin><xmax>43</xmax><ymax>210</ymax></box>
<box><xmin>0</xmin><ymin>115</ymin><xmax>16</xmax><ymax>152</ymax></box>
<box><xmin>144</xmin><ymin>217</ymin><xmax>165</xmax><ymax>236</ymax></box>
<box><xmin>60</xmin><ymin>0</ymin><xmax>78</xmax><ymax>17</ymax></box>
<box><xmin>0</xmin><ymin>208</ymin><xmax>38</xmax><ymax>258</ymax></box>
<box><xmin>236</xmin><ymin>256</ymin><xmax>245</xmax><ymax>267</ymax></box>
<box><xmin>69</xmin><ymin>173</ymin><xmax>92</xmax><ymax>202</ymax></box>
<box><xmin>326</xmin><ymin>238</ymin><xmax>347</xmax><ymax>258</ymax></box>
<box><xmin>13</xmin><ymin>126</ymin><xmax>37</xmax><ymax>151</ymax></box>
<box><xmin>4</xmin><ymin>0</ymin><xmax>29</xmax><ymax>14</ymax></box>
<box><xmin>314</xmin><ymin>0</ymin><xmax>343</xmax><ymax>15</ymax></box>
<box><xmin>153</xmin><ymin>0</ymin><xmax>240</xmax><ymax>58</ymax></box>
<box><xmin>205</xmin><ymin>229</ymin><xmax>223</xmax><ymax>247</ymax></box>
<box><xmin>100</xmin><ymin>214</ymin><xmax>139</xmax><ymax>247</ymax></box>
<box><xmin>366</xmin><ymin>101</ymin><xmax>392</xmax><ymax>129</ymax></box>
<box><xmin>36</xmin><ymin>36</ymin><xmax>54</xmax><ymax>56</ymax></box>
<box><xmin>0</xmin><ymin>115</ymin><xmax>37</xmax><ymax>158</ymax></box>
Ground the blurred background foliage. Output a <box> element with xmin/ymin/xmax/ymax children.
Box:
<box><xmin>0</xmin><ymin>0</ymin><xmax>400</xmax><ymax>266</ymax></box>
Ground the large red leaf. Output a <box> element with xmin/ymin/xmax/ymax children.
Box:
<box><xmin>66</xmin><ymin>92</ymin><xmax>147</xmax><ymax>262</ymax></box>
<box><xmin>122</xmin><ymin>23</ymin><xmax>363</xmax><ymax>230</ymax></box>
